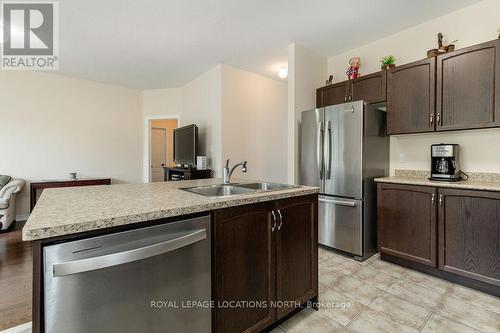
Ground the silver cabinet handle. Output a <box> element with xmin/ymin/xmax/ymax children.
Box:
<box><xmin>317</xmin><ymin>121</ymin><xmax>324</xmax><ymax>179</ymax></box>
<box><xmin>271</xmin><ymin>211</ymin><xmax>277</xmax><ymax>232</ymax></box>
<box><xmin>277</xmin><ymin>209</ymin><xmax>283</xmax><ymax>230</ymax></box>
<box><xmin>325</xmin><ymin>120</ymin><xmax>332</xmax><ymax>180</ymax></box>
<box><xmin>319</xmin><ymin>197</ymin><xmax>356</xmax><ymax>207</ymax></box>
<box><xmin>52</xmin><ymin>229</ymin><xmax>206</xmax><ymax>277</ymax></box>
<box><xmin>431</xmin><ymin>193</ymin><xmax>435</xmax><ymax>205</ymax></box>
<box><xmin>439</xmin><ymin>194</ymin><xmax>443</xmax><ymax>207</ymax></box>
<box><xmin>436</xmin><ymin>113</ymin><xmax>441</xmax><ymax>125</ymax></box>
<box><xmin>430</xmin><ymin>113</ymin><xmax>434</xmax><ymax>126</ymax></box>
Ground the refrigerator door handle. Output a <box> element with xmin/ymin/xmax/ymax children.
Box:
<box><xmin>319</xmin><ymin>197</ymin><xmax>356</xmax><ymax>207</ymax></box>
<box><xmin>317</xmin><ymin>121</ymin><xmax>324</xmax><ymax>179</ymax></box>
<box><xmin>325</xmin><ymin>120</ymin><xmax>332</xmax><ymax>179</ymax></box>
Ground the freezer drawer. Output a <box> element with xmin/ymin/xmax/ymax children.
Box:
<box><xmin>319</xmin><ymin>196</ymin><xmax>363</xmax><ymax>256</ymax></box>
<box><xmin>43</xmin><ymin>216</ymin><xmax>211</xmax><ymax>333</ymax></box>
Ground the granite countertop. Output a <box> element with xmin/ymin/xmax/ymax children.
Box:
<box><xmin>375</xmin><ymin>170</ymin><xmax>500</xmax><ymax>192</ymax></box>
<box><xmin>22</xmin><ymin>178</ymin><xmax>318</xmax><ymax>241</ymax></box>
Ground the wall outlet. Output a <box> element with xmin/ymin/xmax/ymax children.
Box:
<box><xmin>399</xmin><ymin>153</ymin><xmax>407</xmax><ymax>162</ymax></box>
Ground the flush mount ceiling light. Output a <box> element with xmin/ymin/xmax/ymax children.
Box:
<box><xmin>278</xmin><ymin>66</ymin><xmax>288</xmax><ymax>79</ymax></box>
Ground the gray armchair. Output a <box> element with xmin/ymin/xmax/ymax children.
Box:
<box><xmin>0</xmin><ymin>178</ymin><xmax>25</xmax><ymax>231</ymax></box>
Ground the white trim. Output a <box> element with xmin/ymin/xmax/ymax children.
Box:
<box><xmin>143</xmin><ymin>115</ymin><xmax>180</xmax><ymax>183</ymax></box>
<box><xmin>16</xmin><ymin>214</ymin><xmax>30</xmax><ymax>222</ymax></box>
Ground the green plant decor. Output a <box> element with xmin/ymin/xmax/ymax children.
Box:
<box><xmin>381</xmin><ymin>55</ymin><xmax>396</xmax><ymax>68</ymax></box>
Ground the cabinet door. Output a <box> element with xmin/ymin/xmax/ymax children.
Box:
<box><xmin>316</xmin><ymin>81</ymin><xmax>349</xmax><ymax>107</ymax></box>
<box><xmin>377</xmin><ymin>184</ymin><xmax>437</xmax><ymax>266</ymax></box>
<box><xmin>213</xmin><ymin>202</ymin><xmax>275</xmax><ymax>333</ymax></box>
<box><xmin>437</xmin><ymin>39</ymin><xmax>500</xmax><ymax>131</ymax></box>
<box><xmin>351</xmin><ymin>70</ymin><xmax>387</xmax><ymax>103</ymax></box>
<box><xmin>387</xmin><ymin>58</ymin><xmax>436</xmax><ymax>134</ymax></box>
<box><xmin>438</xmin><ymin>189</ymin><xmax>500</xmax><ymax>286</ymax></box>
<box><xmin>275</xmin><ymin>195</ymin><xmax>318</xmax><ymax>320</ymax></box>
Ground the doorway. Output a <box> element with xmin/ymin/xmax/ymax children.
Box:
<box><xmin>147</xmin><ymin>117</ymin><xmax>179</xmax><ymax>182</ymax></box>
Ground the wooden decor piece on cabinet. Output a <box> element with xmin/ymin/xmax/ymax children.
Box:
<box><xmin>437</xmin><ymin>188</ymin><xmax>500</xmax><ymax>287</ymax></box>
<box><xmin>377</xmin><ymin>184</ymin><xmax>437</xmax><ymax>267</ymax></box>
<box><xmin>351</xmin><ymin>70</ymin><xmax>387</xmax><ymax>104</ymax></box>
<box><xmin>436</xmin><ymin>39</ymin><xmax>500</xmax><ymax>131</ymax></box>
<box><xmin>316</xmin><ymin>81</ymin><xmax>349</xmax><ymax>107</ymax></box>
<box><xmin>387</xmin><ymin>58</ymin><xmax>436</xmax><ymax>134</ymax></box>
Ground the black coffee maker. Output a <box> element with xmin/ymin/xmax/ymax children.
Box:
<box><xmin>429</xmin><ymin>144</ymin><xmax>461</xmax><ymax>181</ymax></box>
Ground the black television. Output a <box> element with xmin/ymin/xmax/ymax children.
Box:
<box><xmin>173</xmin><ymin>124</ymin><xmax>198</xmax><ymax>167</ymax></box>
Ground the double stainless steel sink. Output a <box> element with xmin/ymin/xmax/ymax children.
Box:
<box><xmin>182</xmin><ymin>182</ymin><xmax>297</xmax><ymax>198</ymax></box>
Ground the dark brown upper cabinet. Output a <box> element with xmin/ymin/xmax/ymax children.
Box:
<box><xmin>438</xmin><ymin>188</ymin><xmax>500</xmax><ymax>287</ymax></box>
<box><xmin>316</xmin><ymin>81</ymin><xmax>349</xmax><ymax>107</ymax></box>
<box><xmin>275</xmin><ymin>195</ymin><xmax>317</xmax><ymax>320</ymax></box>
<box><xmin>351</xmin><ymin>70</ymin><xmax>387</xmax><ymax>104</ymax></box>
<box><xmin>316</xmin><ymin>71</ymin><xmax>387</xmax><ymax>108</ymax></box>
<box><xmin>387</xmin><ymin>58</ymin><xmax>436</xmax><ymax>134</ymax></box>
<box><xmin>377</xmin><ymin>183</ymin><xmax>437</xmax><ymax>267</ymax></box>
<box><xmin>436</xmin><ymin>39</ymin><xmax>500</xmax><ymax>131</ymax></box>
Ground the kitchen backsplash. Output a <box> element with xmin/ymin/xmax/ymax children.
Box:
<box><xmin>389</xmin><ymin>128</ymin><xmax>500</xmax><ymax>175</ymax></box>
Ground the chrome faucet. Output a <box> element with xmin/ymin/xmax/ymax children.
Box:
<box><xmin>223</xmin><ymin>159</ymin><xmax>247</xmax><ymax>184</ymax></box>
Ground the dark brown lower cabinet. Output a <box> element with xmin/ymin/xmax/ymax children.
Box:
<box><xmin>213</xmin><ymin>194</ymin><xmax>318</xmax><ymax>333</ymax></box>
<box><xmin>438</xmin><ymin>188</ymin><xmax>500</xmax><ymax>287</ymax></box>
<box><xmin>275</xmin><ymin>195</ymin><xmax>317</xmax><ymax>320</ymax></box>
<box><xmin>213</xmin><ymin>201</ymin><xmax>275</xmax><ymax>333</ymax></box>
<box><xmin>378</xmin><ymin>183</ymin><xmax>500</xmax><ymax>295</ymax></box>
<box><xmin>377</xmin><ymin>184</ymin><xmax>437</xmax><ymax>266</ymax></box>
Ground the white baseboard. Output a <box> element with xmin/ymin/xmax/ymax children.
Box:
<box><xmin>16</xmin><ymin>214</ymin><xmax>30</xmax><ymax>222</ymax></box>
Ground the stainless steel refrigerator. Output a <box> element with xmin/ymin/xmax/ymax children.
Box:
<box><xmin>300</xmin><ymin>101</ymin><xmax>389</xmax><ymax>260</ymax></box>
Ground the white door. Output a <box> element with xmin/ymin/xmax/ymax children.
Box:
<box><xmin>151</xmin><ymin>127</ymin><xmax>167</xmax><ymax>182</ymax></box>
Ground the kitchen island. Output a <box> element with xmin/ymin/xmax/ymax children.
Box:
<box><xmin>24</xmin><ymin>178</ymin><xmax>319</xmax><ymax>333</ymax></box>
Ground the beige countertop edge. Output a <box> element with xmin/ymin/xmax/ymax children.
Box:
<box><xmin>375</xmin><ymin>177</ymin><xmax>500</xmax><ymax>192</ymax></box>
<box><xmin>22</xmin><ymin>187</ymin><xmax>319</xmax><ymax>241</ymax></box>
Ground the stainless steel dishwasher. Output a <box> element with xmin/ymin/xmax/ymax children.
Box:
<box><xmin>43</xmin><ymin>215</ymin><xmax>211</xmax><ymax>333</ymax></box>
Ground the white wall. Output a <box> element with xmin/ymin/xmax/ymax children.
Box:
<box><xmin>142</xmin><ymin>64</ymin><xmax>289</xmax><ymax>181</ymax></box>
<box><xmin>142</xmin><ymin>68</ymin><xmax>223</xmax><ymax>176</ymax></box>
<box><xmin>182</xmin><ymin>65</ymin><xmax>223</xmax><ymax>176</ymax></box>
<box><xmin>141</xmin><ymin>88</ymin><xmax>182</xmax><ymax>182</ymax></box>
<box><xmin>327</xmin><ymin>0</ymin><xmax>500</xmax><ymax>174</ymax></box>
<box><xmin>142</xmin><ymin>88</ymin><xmax>183</xmax><ymax>118</ymax></box>
<box><xmin>221</xmin><ymin>65</ymin><xmax>288</xmax><ymax>183</ymax></box>
<box><xmin>0</xmin><ymin>71</ymin><xmax>143</xmax><ymax>217</ymax></box>
<box><xmin>288</xmin><ymin>43</ymin><xmax>327</xmax><ymax>183</ymax></box>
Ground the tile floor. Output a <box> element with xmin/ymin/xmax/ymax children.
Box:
<box><xmin>2</xmin><ymin>248</ymin><xmax>498</xmax><ymax>333</ymax></box>
<box><xmin>272</xmin><ymin>248</ymin><xmax>500</xmax><ymax>333</ymax></box>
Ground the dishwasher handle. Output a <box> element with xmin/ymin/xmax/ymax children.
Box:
<box><xmin>52</xmin><ymin>229</ymin><xmax>207</xmax><ymax>277</ymax></box>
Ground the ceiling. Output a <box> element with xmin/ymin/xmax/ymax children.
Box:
<box><xmin>50</xmin><ymin>0</ymin><xmax>480</xmax><ymax>89</ymax></box>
